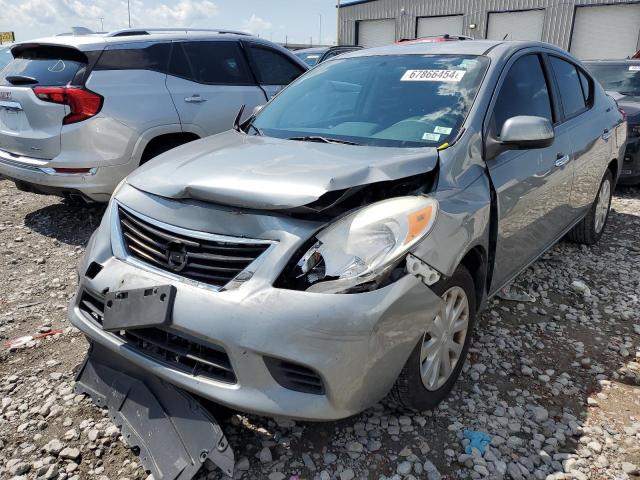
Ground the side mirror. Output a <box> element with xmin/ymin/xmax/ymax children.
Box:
<box><xmin>252</xmin><ymin>104</ymin><xmax>265</xmax><ymax>116</ymax></box>
<box><xmin>500</xmin><ymin>115</ymin><xmax>554</xmax><ymax>149</ymax></box>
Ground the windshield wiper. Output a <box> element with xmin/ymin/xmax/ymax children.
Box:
<box><xmin>288</xmin><ymin>135</ymin><xmax>359</xmax><ymax>146</ymax></box>
<box><xmin>6</xmin><ymin>75</ymin><xmax>38</xmax><ymax>85</ymax></box>
<box><xmin>246</xmin><ymin>122</ymin><xmax>263</xmax><ymax>136</ymax></box>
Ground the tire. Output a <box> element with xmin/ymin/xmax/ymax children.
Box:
<box><xmin>566</xmin><ymin>169</ymin><xmax>613</xmax><ymax>245</ymax></box>
<box><xmin>389</xmin><ymin>264</ymin><xmax>477</xmax><ymax>411</ymax></box>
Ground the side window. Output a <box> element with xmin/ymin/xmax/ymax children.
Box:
<box><xmin>95</xmin><ymin>43</ymin><xmax>170</xmax><ymax>72</ymax></box>
<box><xmin>247</xmin><ymin>45</ymin><xmax>305</xmax><ymax>85</ymax></box>
<box><xmin>578</xmin><ymin>70</ymin><xmax>592</xmax><ymax>105</ymax></box>
<box><xmin>549</xmin><ymin>56</ymin><xmax>588</xmax><ymax>118</ymax></box>
<box><xmin>492</xmin><ymin>54</ymin><xmax>553</xmax><ymax>136</ymax></box>
<box><xmin>169</xmin><ymin>41</ymin><xmax>253</xmax><ymax>85</ymax></box>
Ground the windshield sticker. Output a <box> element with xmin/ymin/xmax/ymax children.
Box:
<box><xmin>307</xmin><ymin>55</ymin><xmax>320</xmax><ymax>58</ymax></box>
<box><xmin>458</xmin><ymin>59</ymin><xmax>477</xmax><ymax>68</ymax></box>
<box><xmin>434</xmin><ymin>126</ymin><xmax>453</xmax><ymax>135</ymax></box>
<box><xmin>401</xmin><ymin>69</ymin><xmax>466</xmax><ymax>82</ymax></box>
<box><xmin>629</xmin><ymin>65</ymin><xmax>640</xmax><ymax>71</ymax></box>
<box><xmin>422</xmin><ymin>132</ymin><xmax>441</xmax><ymax>141</ymax></box>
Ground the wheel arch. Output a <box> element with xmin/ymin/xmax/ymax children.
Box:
<box><xmin>457</xmin><ymin>245</ymin><xmax>488</xmax><ymax>312</ymax></box>
<box><xmin>140</xmin><ymin>132</ymin><xmax>200</xmax><ymax>164</ymax></box>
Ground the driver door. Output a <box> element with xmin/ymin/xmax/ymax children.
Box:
<box><xmin>486</xmin><ymin>52</ymin><xmax>574</xmax><ymax>293</ymax></box>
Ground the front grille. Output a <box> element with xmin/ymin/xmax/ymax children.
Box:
<box><xmin>264</xmin><ymin>357</ymin><xmax>325</xmax><ymax>395</ymax></box>
<box><xmin>78</xmin><ymin>290</ymin><xmax>236</xmax><ymax>384</ymax></box>
<box><xmin>118</xmin><ymin>206</ymin><xmax>270</xmax><ymax>288</ymax></box>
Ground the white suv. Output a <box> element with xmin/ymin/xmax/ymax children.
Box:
<box><xmin>0</xmin><ymin>29</ymin><xmax>307</xmax><ymax>202</ymax></box>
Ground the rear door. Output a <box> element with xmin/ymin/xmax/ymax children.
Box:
<box><xmin>485</xmin><ymin>52</ymin><xmax>574</xmax><ymax>293</ymax></box>
<box><xmin>547</xmin><ymin>55</ymin><xmax>609</xmax><ymax>213</ymax></box>
<box><xmin>0</xmin><ymin>45</ymin><xmax>88</xmax><ymax>159</ymax></box>
<box><xmin>165</xmin><ymin>40</ymin><xmax>266</xmax><ymax>137</ymax></box>
<box><xmin>243</xmin><ymin>42</ymin><xmax>306</xmax><ymax>100</ymax></box>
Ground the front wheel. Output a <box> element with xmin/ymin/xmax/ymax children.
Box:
<box><xmin>389</xmin><ymin>265</ymin><xmax>476</xmax><ymax>411</ymax></box>
<box><xmin>567</xmin><ymin>169</ymin><xmax>613</xmax><ymax>245</ymax></box>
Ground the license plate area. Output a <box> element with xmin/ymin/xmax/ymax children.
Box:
<box><xmin>103</xmin><ymin>285</ymin><xmax>176</xmax><ymax>331</ymax></box>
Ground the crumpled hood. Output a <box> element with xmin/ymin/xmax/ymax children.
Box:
<box><xmin>126</xmin><ymin>130</ymin><xmax>439</xmax><ymax>210</ymax></box>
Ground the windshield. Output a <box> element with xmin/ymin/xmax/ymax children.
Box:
<box><xmin>0</xmin><ymin>47</ymin><xmax>12</xmax><ymax>70</ymax></box>
<box><xmin>295</xmin><ymin>51</ymin><xmax>323</xmax><ymax>67</ymax></box>
<box><xmin>252</xmin><ymin>54</ymin><xmax>489</xmax><ymax>148</ymax></box>
<box><xmin>585</xmin><ymin>63</ymin><xmax>640</xmax><ymax>96</ymax></box>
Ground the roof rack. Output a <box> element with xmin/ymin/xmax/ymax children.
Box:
<box><xmin>105</xmin><ymin>28</ymin><xmax>251</xmax><ymax>37</ymax></box>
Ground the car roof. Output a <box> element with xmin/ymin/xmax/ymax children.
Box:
<box><xmin>295</xmin><ymin>47</ymin><xmax>328</xmax><ymax>54</ymax></box>
<box><xmin>582</xmin><ymin>59</ymin><xmax>640</xmax><ymax>64</ymax></box>
<box><xmin>337</xmin><ymin>39</ymin><xmax>575</xmax><ymax>60</ymax></box>
<box><xmin>9</xmin><ymin>30</ymin><xmax>264</xmax><ymax>52</ymax></box>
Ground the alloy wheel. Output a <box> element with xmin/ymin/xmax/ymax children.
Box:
<box><xmin>420</xmin><ymin>286</ymin><xmax>469</xmax><ymax>391</ymax></box>
<box><xmin>594</xmin><ymin>177</ymin><xmax>611</xmax><ymax>234</ymax></box>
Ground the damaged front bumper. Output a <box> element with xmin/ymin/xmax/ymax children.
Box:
<box><xmin>69</xmin><ymin>263</ymin><xmax>442</xmax><ymax>421</ymax></box>
<box><xmin>75</xmin><ymin>342</ymin><xmax>234</xmax><ymax>478</ymax></box>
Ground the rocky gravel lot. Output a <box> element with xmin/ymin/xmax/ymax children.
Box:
<box><xmin>0</xmin><ymin>178</ymin><xmax>639</xmax><ymax>480</ymax></box>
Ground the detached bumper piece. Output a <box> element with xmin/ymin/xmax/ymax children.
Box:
<box><xmin>75</xmin><ymin>343</ymin><xmax>235</xmax><ymax>479</ymax></box>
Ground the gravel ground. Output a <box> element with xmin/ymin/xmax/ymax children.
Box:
<box><xmin>0</xmin><ymin>178</ymin><xmax>639</xmax><ymax>480</ymax></box>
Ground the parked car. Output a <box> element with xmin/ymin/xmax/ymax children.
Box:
<box><xmin>397</xmin><ymin>34</ymin><xmax>473</xmax><ymax>44</ymax></box>
<box><xmin>71</xmin><ymin>40</ymin><xmax>624</xmax><ymax>432</ymax></box>
<box><xmin>295</xmin><ymin>45</ymin><xmax>362</xmax><ymax>66</ymax></box>
<box><xmin>0</xmin><ymin>28</ymin><xmax>307</xmax><ymax>202</ymax></box>
<box><xmin>0</xmin><ymin>46</ymin><xmax>12</xmax><ymax>70</ymax></box>
<box><xmin>584</xmin><ymin>59</ymin><xmax>640</xmax><ymax>185</ymax></box>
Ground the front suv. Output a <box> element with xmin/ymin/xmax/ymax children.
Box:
<box><xmin>0</xmin><ymin>28</ymin><xmax>307</xmax><ymax>202</ymax></box>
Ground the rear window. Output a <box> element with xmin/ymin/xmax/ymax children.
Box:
<box><xmin>169</xmin><ymin>41</ymin><xmax>254</xmax><ymax>85</ymax></box>
<box><xmin>95</xmin><ymin>43</ymin><xmax>170</xmax><ymax>72</ymax></box>
<box><xmin>0</xmin><ymin>46</ymin><xmax>87</xmax><ymax>87</ymax></box>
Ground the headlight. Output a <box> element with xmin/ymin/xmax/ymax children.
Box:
<box><xmin>288</xmin><ymin>196</ymin><xmax>438</xmax><ymax>293</ymax></box>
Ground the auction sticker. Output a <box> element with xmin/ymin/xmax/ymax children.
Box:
<box><xmin>422</xmin><ymin>132</ymin><xmax>441</xmax><ymax>141</ymax></box>
<box><xmin>401</xmin><ymin>69</ymin><xmax>466</xmax><ymax>82</ymax></box>
<box><xmin>629</xmin><ymin>65</ymin><xmax>640</xmax><ymax>71</ymax></box>
<box><xmin>434</xmin><ymin>126</ymin><xmax>452</xmax><ymax>135</ymax></box>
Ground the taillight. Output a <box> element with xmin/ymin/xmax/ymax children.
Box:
<box><xmin>618</xmin><ymin>106</ymin><xmax>627</xmax><ymax>121</ymax></box>
<box><xmin>32</xmin><ymin>87</ymin><xmax>103</xmax><ymax>125</ymax></box>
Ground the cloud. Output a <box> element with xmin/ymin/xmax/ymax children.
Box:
<box><xmin>0</xmin><ymin>0</ymin><xmax>219</xmax><ymax>38</ymax></box>
<box><xmin>241</xmin><ymin>14</ymin><xmax>271</xmax><ymax>35</ymax></box>
<box><xmin>141</xmin><ymin>0</ymin><xmax>218</xmax><ymax>26</ymax></box>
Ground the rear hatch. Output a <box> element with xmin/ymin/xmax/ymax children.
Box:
<box><xmin>0</xmin><ymin>44</ymin><xmax>89</xmax><ymax>159</ymax></box>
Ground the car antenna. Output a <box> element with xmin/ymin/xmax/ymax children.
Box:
<box><xmin>233</xmin><ymin>104</ymin><xmax>245</xmax><ymax>132</ymax></box>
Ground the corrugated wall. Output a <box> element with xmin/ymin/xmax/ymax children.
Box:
<box><xmin>338</xmin><ymin>0</ymin><xmax>640</xmax><ymax>48</ymax></box>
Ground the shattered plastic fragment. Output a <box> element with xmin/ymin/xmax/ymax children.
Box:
<box><xmin>3</xmin><ymin>329</ymin><xmax>64</xmax><ymax>349</ymax></box>
<box><xmin>496</xmin><ymin>285</ymin><xmax>535</xmax><ymax>302</ymax></box>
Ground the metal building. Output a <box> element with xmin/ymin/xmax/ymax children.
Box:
<box><xmin>338</xmin><ymin>0</ymin><xmax>640</xmax><ymax>59</ymax></box>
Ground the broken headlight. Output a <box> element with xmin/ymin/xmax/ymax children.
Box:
<box><xmin>288</xmin><ymin>196</ymin><xmax>438</xmax><ymax>293</ymax></box>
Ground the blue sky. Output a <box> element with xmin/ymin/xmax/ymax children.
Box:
<box><xmin>0</xmin><ymin>0</ymin><xmax>338</xmax><ymax>46</ymax></box>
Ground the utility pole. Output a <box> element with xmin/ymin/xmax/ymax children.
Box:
<box><xmin>336</xmin><ymin>0</ymin><xmax>341</xmax><ymax>45</ymax></box>
<box><xmin>99</xmin><ymin>17</ymin><xmax>104</xmax><ymax>32</ymax></box>
<box><xmin>127</xmin><ymin>0</ymin><xmax>131</xmax><ymax>27</ymax></box>
<box><xmin>319</xmin><ymin>13</ymin><xmax>322</xmax><ymax>46</ymax></box>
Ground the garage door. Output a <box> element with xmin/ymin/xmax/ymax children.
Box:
<box><xmin>571</xmin><ymin>4</ymin><xmax>640</xmax><ymax>60</ymax></box>
<box><xmin>357</xmin><ymin>19</ymin><xmax>395</xmax><ymax>47</ymax></box>
<box><xmin>417</xmin><ymin>15</ymin><xmax>464</xmax><ymax>38</ymax></box>
<box><xmin>487</xmin><ymin>10</ymin><xmax>544</xmax><ymax>41</ymax></box>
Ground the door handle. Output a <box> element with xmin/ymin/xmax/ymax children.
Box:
<box><xmin>555</xmin><ymin>154</ymin><xmax>570</xmax><ymax>167</ymax></box>
<box><xmin>602</xmin><ymin>129</ymin><xmax>611</xmax><ymax>141</ymax></box>
<box><xmin>184</xmin><ymin>95</ymin><xmax>207</xmax><ymax>103</ymax></box>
